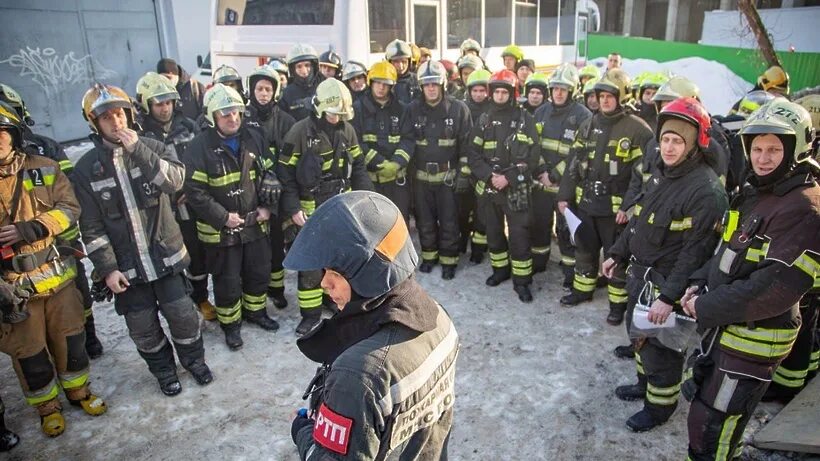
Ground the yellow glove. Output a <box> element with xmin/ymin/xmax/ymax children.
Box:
<box><xmin>378</xmin><ymin>161</ymin><xmax>401</xmax><ymax>181</ymax></box>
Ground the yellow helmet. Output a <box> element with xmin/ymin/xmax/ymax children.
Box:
<box><xmin>501</xmin><ymin>45</ymin><xmax>524</xmax><ymax>62</ymax></box>
<box><xmin>314</xmin><ymin>78</ymin><xmax>354</xmax><ymax>121</ymax></box>
<box><xmin>594</xmin><ymin>69</ymin><xmax>631</xmax><ymax>105</ymax></box>
<box><xmin>579</xmin><ymin>64</ymin><xmax>601</xmax><ymax>81</ymax></box>
<box><xmin>652</xmin><ymin>76</ymin><xmax>700</xmax><ymax>102</ymax></box>
<box><xmin>757</xmin><ymin>65</ymin><xmax>789</xmax><ymax>95</ymax></box>
<box><xmin>81</xmin><ymin>83</ymin><xmax>135</xmax><ymax>132</ymax></box>
<box><xmin>202</xmin><ymin>83</ymin><xmax>244</xmax><ymax>127</ymax></box>
<box><xmin>368</xmin><ymin>61</ymin><xmax>398</xmax><ymax>86</ymax></box>
<box><xmin>135</xmin><ymin>72</ymin><xmax>179</xmax><ymax>114</ymax></box>
<box><xmin>583</xmin><ymin>77</ymin><xmax>599</xmax><ymax>96</ymax></box>
<box><xmin>741</xmin><ymin>98</ymin><xmax>816</xmax><ymax>166</ymax></box>
<box><xmin>409</xmin><ymin>43</ymin><xmax>423</xmax><ymax>69</ymax></box>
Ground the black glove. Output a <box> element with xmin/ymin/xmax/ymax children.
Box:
<box><xmin>257</xmin><ymin>170</ymin><xmax>282</xmax><ymax>208</ymax></box>
<box><xmin>0</xmin><ymin>279</ymin><xmax>29</xmax><ymax>324</ymax></box>
<box><xmin>14</xmin><ymin>221</ymin><xmax>47</xmax><ymax>244</ymax></box>
<box><xmin>291</xmin><ymin>412</ymin><xmax>313</xmax><ymax>444</ymax></box>
<box><xmin>90</xmin><ymin>271</ymin><xmax>113</xmax><ymax>303</ymax></box>
<box><xmin>455</xmin><ymin>174</ymin><xmax>471</xmax><ymax>194</ymax></box>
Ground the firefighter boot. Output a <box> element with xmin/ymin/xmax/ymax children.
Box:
<box><xmin>69</xmin><ymin>393</ymin><xmax>107</xmax><ymax>416</ymax></box>
<box><xmin>441</xmin><ymin>265</ymin><xmax>457</xmax><ymax>280</ymax></box>
<box><xmin>486</xmin><ymin>267</ymin><xmax>511</xmax><ymax>287</ymax></box>
<box><xmin>559</xmin><ymin>290</ymin><xmax>593</xmax><ymax>306</ymax></box>
<box><xmin>614</xmin><ymin>344</ymin><xmax>635</xmax><ymax>359</ymax></box>
<box><xmin>418</xmin><ymin>260</ymin><xmax>436</xmax><ymax>273</ymax></box>
<box><xmin>37</xmin><ymin>399</ymin><xmax>64</xmax><ymax>437</ymax></box>
<box><xmin>0</xmin><ymin>411</ymin><xmax>19</xmax><ymax>451</ymax></box>
<box><xmin>616</xmin><ymin>375</ymin><xmax>647</xmax><ymax>402</ymax></box>
<box><xmin>267</xmin><ymin>287</ymin><xmax>288</xmax><ymax>309</ymax></box>
<box><xmin>84</xmin><ymin>314</ymin><xmax>104</xmax><ymax>359</ymax></box>
<box><xmin>514</xmin><ymin>284</ymin><xmax>533</xmax><ymax>303</ymax></box>
<box><xmin>244</xmin><ymin>309</ymin><xmax>280</xmax><ymax>332</ymax></box>
<box><xmin>561</xmin><ymin>265</ymin><xmax>574</xmax><ymax>289</ymax></box>
<box><xmin>197</xmin><ymin>301</ymin><xmax>217</xmax><ymax>321</ymax></box>
<box><xmin>190</xmin><ymin>364</ymin><xmax>214</xmax><ymax>386</ymax></box>
<box><xmin>532</xmin><ymin>254</ymin><xmax>548</xmax><ymax>274</ymax></box>
<box><xmin>469</xmin><ymin>249</ymin><xmax>485</xmax><ymax>264</ymax></box>
<box><xmin>607</xmin><ymin>303</ymin><xmax>627</xmax><ymax>326</ymax></box>
<box><xmin>221</xmin><ymin>321</ymin><xmax>243</xmax><ymax>351</ymax></box>
<box><xmin>296</xmin><ymin>309</ymin><xmax>322</xmax><ymax>337</ymax></box>
<box><xmin>626</xmin><ymin>408</ymin><xmax>669</xmax><ymax>433</ymax></box>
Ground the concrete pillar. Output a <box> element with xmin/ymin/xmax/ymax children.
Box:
<box><xmin>665</xmin><ymin>0</ymin><xmax>678</xmax><ymax>41</ymax></box>
<box><xmin>719</xmin><ymin>0</ymin><xmax>733</xmax><ymax>10</ymax></box>
<box><xmin>623</xmin><ymin>0</ymin><xmax>647</xmax><ymax>36</ymax></box>
<box><xmin>676</xmin><ymin>0</ymin><xmax>691</xmax><ymax>41</ymax></box>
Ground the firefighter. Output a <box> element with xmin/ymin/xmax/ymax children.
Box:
<box><xmin>522</xmin><ymin>72</ymin><xmax>549</xmax><ymax>114</ymax></box>
<box><xmin>578</xmin><ymin>64</ymin><xmax>601</xmax><ymax>92</ymax></box>
<box><xmin>532</xmin><ymin>64</ymin><xmax>592</xmax><ymax>281</ymax></box>
<box><xmin>280</xmin><ymin>43</ymin><xmax>324</xmax><ymax>121</ymax></box>
<box><xmin>0</xmin><ymin>100</ymin><xmax>106</xmax><ymax>436</ymax></box>
<box><xmin>461</xmin><ymin>69</ymin><xmax>492</xmax><ymax>264</ymax></box>
<box><xmin>212</xmin><ymin>65</ymin><xmax>245</xmax><ymax>101</ymax></box>
<box><xmin>269</xmin><ymin>58</ymin><xmax>289</xmax><ymax>90</ymax></box>
<box><xmin>635</xmin><ymin>73</ymin><xmax>668</xmax><ymax>130</ymax></box>
<box><xmin>277</xmin><ymin>78</ymin><xmax>373</xmax><ymax>336</ymax></box>
<box><xmin>183</xmin><ymin>84</ymin><xmax>281</xmax><ymax>350</ymax></box>
<box><xmin>557</xmin><ymin>69</ymin><xmax>654</xmax><ymax>326</ymax></box>
<box><xmin>582</xmin><ymin>78</ymin><xmax>600</xmax><ymax>113</ymax></box>
<box><xmin>286</xmin><ymin>191</ymin><xmax>458</xmax><ymax>459</ymax></box>
<box><xmin>318</xmin><ymin>50</ymin><xmax>343</xmax><ymax>80</ymax></box>
<box><xmin>680</xmin><ymin>99</ymin><xmax>819</xmax><ymax>460</ymax></box>
<box><xmin>607</xmin><ymin>52</ymin><xmax>623</xmax><ymax>71</ymax></box>
<box><xmin>399</xmin><ymin>61</ymin><xmax>473</xmax><ymax>280</ymax></box>
<box><xmin>501</xmin><ymin>45</ymin><xmax>524</xmax><ymax>72</ymax></box>
<box><xmin>385</xmin><ymin>39</ymin><xmax>418</xmax><ymax>105</ymax></box>
<box><xmin>468</xmin><ymin>70</ymin><xmax>539</xmax><ymax>302</ymax></box>
<box><xmin>243</xmin><ymin>65</ymin><xmax>296</xmax><ymax>310</ymax></box>
<box><xmin>515</xmin><ymin>59</ymin><xmax>535</xmax><ymax>96</ymax></box>
<box><xmin>454</xmin><ymin>55</ymin><xmax>483</xmax><ymax>101</ymax></box>
<box><xmin>605</xmin><ymin>98</ymin><xmax>728</xmax><ymax>432</ymax></box>
<box><xmin>351</xmin><ymin>61</ymin><xmax>410</xmax><ymax>222</ymax></box>
<box><xmin>156</xmin><ymin>58</ymin><xmax>206</xmax><ymax>121</ymax></box>
<box><xmin>0</xmin><ymin>83</ymin><xmax>103</xmax><ymax>358</ymax></box>
<box><xmin>75</xmin><ymin>84</ymin><xmax>212</xmax><ymax>395</ymax></box>
<box><xmin>134</xmin><ymin>73</ymin><xmax>217</xmax><ymax>322</ymax></box>
<box><xmin>459</xmin><ymin>38</ymin><xmax>489</xmax><ymax>70</ymax></box>
<box><xmin>340</xmin><ymin>61</ymin><xmax>368</xmax><ymax>104</ymax></box>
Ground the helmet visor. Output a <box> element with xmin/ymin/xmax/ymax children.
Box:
<box><xmin>214</xmin><ymin>105</ymin><xmax>243</xmax><ymax>117</ymax></box>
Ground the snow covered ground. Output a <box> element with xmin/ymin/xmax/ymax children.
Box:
<box><xmin>587</xmin><ymin>56</ymin><xmax>753</xmax><ymax>116</ymax></box>
<box><xmin>0</xmin><ymin>249</ymin><xmax>803</xmax><ymax>461</ymax></box>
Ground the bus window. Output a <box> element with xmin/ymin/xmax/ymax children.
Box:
<box><xmin>413</xmin><ymin>4</ymin><xmax>438</xmax><ymax>50</ymax></box>
<box><xmin>447</xmin><ymin>0</ymin><xmax>481</xmax><ymax>49</ymax></box>
<box><xmin>485</xmin><ymin>2</ymin><xmax>511</xmax><ymax>47</ymax></box>
<box><xmin>538</xmin><ymin>0</ymin><xmax>559</xmax><ymax>45</ymax></box>
<box><xmin>217</xmin><ymin>0</ymin><xmax>334</xmax><ymax>25</ymax></box>
<box><xmin>515</xmin><ymin>1</ymin><xmax>537</xmax><ymax>46</ymax></box>
<box><xmin>369</xmin><ymin>0</ymin><xmax>406</xmax><ymax>53</ymax></box>
<box><xmin>559</xmin><ymin>0</ymin><xmax>576</xmax><ymax>45</ymax></box>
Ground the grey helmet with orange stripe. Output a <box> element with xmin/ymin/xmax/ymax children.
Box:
<box><xmin>283</xmin><ymin>191</ymin><xmax>418</xmax><ymax>298</ymax></box>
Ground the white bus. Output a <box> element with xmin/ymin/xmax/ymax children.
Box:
<box><xmin>209</xmin><ymin>0</ymin><xmax>600</xmax><ymax>77</ymax></box>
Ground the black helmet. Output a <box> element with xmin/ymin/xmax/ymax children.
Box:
<box><xmin>0</xmin><ymin>100</ymin><xmax>24</xmax><ymax>150</ymax></box>
<box><xmin>319</xmin><ymin>50</ymin><xmax>342</xmax><ymax>69</ymax></box>
<box><xmin>283</xmin><ymin>191</ymin><xmax>418</xmax><ymax>298</ymax></box>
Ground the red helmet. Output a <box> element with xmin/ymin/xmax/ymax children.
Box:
<box><xmin>657</xmin><ymin>97</ymin><xmax>711</xmax><ymax>149</ymax></box>
<box><xmin>489</xmin><ymin>69</ymin><xmax>519</xmax><ymax>100</ymax></box>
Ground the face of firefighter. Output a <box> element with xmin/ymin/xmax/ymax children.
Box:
<box><xmin>750</xmin><ymin>133</ymin><xmax>785</xmax><ymax>177</ymax></box>
<box><xmin>641</xmin><ymin>88</ymin><xmax>657</xmax><ymax>104</ymax></box>
<box><xmin>422</xmin><ymin>83</ymin><xmax>442</xmax><ymax>104</ymax></box>
<box><xmin>161</xmin><ymin>72</ymin><xmax>179</xmax><ymax>87</ymax></box>
<box><xmin>460</xmin><ymin>67</ymin><xmax>475</xmax><ymax>84</ymax></box>
<box><xmin>607</xmin><ymin>54</ymin><xmax>622</xmax><ymax>70</ymax></box>
<box><xmin>321</xmin><ymin>269</ymin><xmax>352</xmax><ymax>310</ymax></box>
<box><xmin>516</xmin><ymin>67</ymin><xmax>532</xmax><ymax>85</ymax></box>
<box><xmin>278</xmin><ymin>73</ymin><xmax>289</xmax><ymax>89</ymax></box>
<box><xmin>390</xmin><ymin>58</ymin><xmax>409</xmax><ymax>76</ymax></box>
<box><xmin>660</xmin><ymin>132</ymin><xmax>687</xmax><ymax>167</ymax></box>
<box><xmin>150</xmin><ymin>100</ymin><xmax>174</xmax><ymax>123</ymax></box>
<box><xmin>0</xmin><ymin>129</ymin><xmax>13</xmax><ymax>162</ymax></box>
<box><xmin>254</xmin><ymin>79</ymin><xmax>275</xmax><ymax>105</ymax></box>
<box><xmin>97</xmin><ymin>107</ymin><xmax>129</xmax><ymax>142</ymax></box>
<box><xmin>527</xmin><ymin>88</ymin><xmax>544</xmax><ymax>107</ymax></box>
<box><xmin>324</xmin><ymin>113</ymin><xmax>341</xmax><ymax>125</ymax></box>
<box><xmin>586</xmin><ymin>93</ymin><xmax>599</xmax><ymax>111</ymax></box>
<box><xmin>348</xmin><ymin>75</ymin><xmax>367</xmax><ymax>92</ymax></box>
<box><xmin>214</xmin><ymin>108</ymin><xmax>241</xmax><ymax>137</ymax></box>
<box><xmin>470</xmin><ymin>86</ymin><xmax>488</xmax><ymax>103</ymax></box>
<box><xmin>503</xmin><ymin>56</ymin><xmax>517</xmax><ymax>71</ymax></box>
<box><xmin>598</xmin><ymin>91</ymin><xmax>618</xmax><ymax>114</ymax></box>
<box><xmin>294</xmin><ymin>61</ymin><xmax>312</xmax><ymax>79</ymax></box>
<box><xmin>551</xmin><ymin>87</ymin><xmax>569</xmax><ymax>106</ymax></box>
<box><xmin>319</xmin><ymin>64</ymin><xmax>337</xmax><ymax>80</ymax></box>
<box><xmin>371</xmin><ymin>81</ymin><xmax>392</xmax><ymax>101</ymax></box>
<box><xmin>492</xmin><ymin>88</ymin><xmax>510</xmax><ymax>105</ymax></box>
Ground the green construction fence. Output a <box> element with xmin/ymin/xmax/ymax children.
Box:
<box><xmin>583</xmin><ymin>33</ymin><xmax>819</xmax><ymax>93</ymax></box>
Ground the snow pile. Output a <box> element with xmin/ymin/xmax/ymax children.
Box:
<box><xmin>588</xmin><ymin>56</ymin><xmax>753</xmax><ymax>116</ymax></box>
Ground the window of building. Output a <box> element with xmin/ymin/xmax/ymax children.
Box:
<box><xmin>485</xmin><ymin>2</ymin><xmax>511</xmax><ymax>46</ymax></box>
<box><xmin>538</xmin><ymin>0</ymin><xmax>559</xmax><ymax>45</ymax></box>
<box><xmin>515</xmin><ymin>0</ymin><xmax>538</xmax><ymax>45</ymax></box>
<box><xmin>218</xmin><ymin>0</ymin><xmax>335</xmax><ymax>25</ymax></box>
<box><xmin>369</xmin><ymin>0</ymin><xmax>406</xmax><ymax>53</ymax></box>
<box><xmin>414</xmin><ymin>4</ymin><xmax>439</xmax><ymax>50</ymax></box>
<box><xmin>447</xmin><ymin>0</ymin><xmax>481</xmax><ymax>48</ymax></box>
<box><xmin>558</xmin><ymin>0</ymin><xmax>576</xmax><ymax>44</ymax></box>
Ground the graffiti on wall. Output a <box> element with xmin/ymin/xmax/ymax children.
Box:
<box><xmin>0</xmin><ymin>47</ymin><xmax>118</xmax><ymax>97</ymax></box>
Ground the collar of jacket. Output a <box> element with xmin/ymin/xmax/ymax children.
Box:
<box><xmin>363</xmin><ymin>91</ymin><xmax>396</xmax><ymax>113</ymax></box>
<box><xmin>765</xmin><ymin>166</ymin><xmax>816</xmax><ymax>197</ymax></box>
<box><xmin>296</xmin><ymin>276</ymin><xmax>439</xmax><ymax>364</ymax></box>
<box><xmin>141</xmin><ymin>114</ymin><xmax>175</xmax><ymax>137</ymax></box>
<box><xmin>423</xmin><ymin>95</ymin><xmax>451</xmax><ymax>115</ymax></box>
<box><xmin>248</xmin><ymin>99</ymin><xmax>273</xmax><ymax>120</ymax></box>
<box><xmin>597</xmin><ymin>107</ymin><xmax>626</xmax><ymax>127</ymax></box>
<box><xmin>660</xmin><ymin>148</ymin><xmax>704</xmax><ymax>179</ymax></box>
<box><xmin>206</xmin><ymin>125</ymin><xmax>250</xmax><ymax>150</ymax></box>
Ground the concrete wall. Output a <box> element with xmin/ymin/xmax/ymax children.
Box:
<box><xmin>700</xmin><ymin>7</ymin><xmax>820</xmax><ymax>53</ymax></box>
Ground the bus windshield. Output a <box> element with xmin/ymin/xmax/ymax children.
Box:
<box><xmin>216</xmin><ymin>0</ymin><xmax>334</xmax><ymax>25</ymax></box>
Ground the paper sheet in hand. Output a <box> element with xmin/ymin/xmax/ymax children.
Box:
<box><xmin>562</xmin><ymin>208</ymin><xmax>583</xmax><ymax>245</ymax></box>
